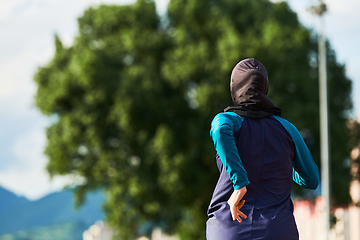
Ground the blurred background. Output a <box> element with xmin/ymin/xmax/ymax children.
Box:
<box><xmin>0</xmin><ymin>0</ymin><xmax>359</xmax><ymax>239</ymax></box>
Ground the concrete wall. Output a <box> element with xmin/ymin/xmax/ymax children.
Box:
<box><xmin>294</xmin><ymin>197</ymin><xmax>360</xmax><ymax>240</ymax></box>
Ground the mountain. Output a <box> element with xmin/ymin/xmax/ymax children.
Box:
<box><xmin>0</xmin><ymin>221</ymin><xmax>90</xmax><ymax>240</ymax></box>
<box><xmin>0</xmin><ymin>187</ymin><xmax>30</xmax><ymax>215</ymax></box>
<box><xmin>0</xmin><ymin>186</ymin><xmax>105</xmax><ymax>236</ymax></box>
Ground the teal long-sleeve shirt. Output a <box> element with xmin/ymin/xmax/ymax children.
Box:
<box><xmin>210</xmin><ymin>112</ymin><xmax>320</xmax><ymax>190</ymax></box>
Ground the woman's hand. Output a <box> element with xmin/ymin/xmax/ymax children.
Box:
<box><xmin>227</xmin><ymin>186</ymin><xmax>247</xmax><ymax>223</ymax></box>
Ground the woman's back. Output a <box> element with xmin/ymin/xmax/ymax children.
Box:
<box><xmin>207</xmin><ymin>115</ymin><xmax>297</xmax><ymax>240</ymax></box>
<box><xmin>207</xmin><ymin>113</ymin><xmax>318</xmax><ymax>240</ymax></box>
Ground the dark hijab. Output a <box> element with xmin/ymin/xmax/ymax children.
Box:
<box><xmin>224</xmin><ymin>58</ymin><xmax>281</xmax><ymax>118</ymax></box>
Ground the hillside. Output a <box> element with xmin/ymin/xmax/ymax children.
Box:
<box><xmin>0</xmin><ymin>187</ymin><xmax>30</xmax><ymax>215</ymax></box>
<box><xmin>0</xmin><ymin>186</ymin><xmax>105</xmax><ymax>238</ymax></box>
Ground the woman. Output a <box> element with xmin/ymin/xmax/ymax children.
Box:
<box><xmin>206</xmin><ymin>58</ymin><xmax>320</xmax><ymax>240</ymax></box>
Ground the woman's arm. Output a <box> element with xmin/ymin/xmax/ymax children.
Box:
<box><xmin>210</xmin><ymin>112</ymin><xmax>249</xmax><ymax>223</ymax></box>
<box><xmin>273</xmin><ymin>116</ymin><xmax>320</xmax><ymax>189</ymax></box>
<box><xmin>291</xmin><ymin>130</ymin><xmax>320</xmax><ymax>190</ymax></box>
<box><xmin>210</xmin><ymin>112</ymin><xmax>250</xmax><ymax>190</ymax></box>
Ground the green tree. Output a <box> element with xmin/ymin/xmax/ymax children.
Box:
<box><xmin>34</xmin><ymin>0</ymin><xmax>353</xmax><ymax>239</ymax></box>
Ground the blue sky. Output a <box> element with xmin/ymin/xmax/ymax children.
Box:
<box><xmin>0</xmin><ymin>0</ymin><xmax>359</xmax><ymax>200</ymax></box>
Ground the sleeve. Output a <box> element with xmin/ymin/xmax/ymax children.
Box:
<box><xmin>210</xmin><ymin>112</ymin><xmax>250</xmax><ymax>190</ymax></box>
<box><xmin>273</xmin><ymin>116</ymin><xmax>320</xmax><ymax>189</ymax></box>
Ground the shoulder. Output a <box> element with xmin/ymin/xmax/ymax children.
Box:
<box><xmin>272</xmin><ymin>115</ymin><xmax>296</xmax><ymax>129</ymax></box>
<box><xmin>212</xmin><ymin>112</ymin><xmax>244</xmax><ymax>124</ymax></box>
<box><xmin>272</xmin><ymin>115</ymin><xmax>303</xmax><ymax>141</ymax></box>
<box><xmin>211</xmin><ymin>112</ymin><xmax>245</xmax><ymax>133</ymax></box>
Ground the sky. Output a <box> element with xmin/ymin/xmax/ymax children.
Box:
<box><xmin>0</xmin><ymin>0</ymin><xmax>359</xmax><ymax>200</ymax></box>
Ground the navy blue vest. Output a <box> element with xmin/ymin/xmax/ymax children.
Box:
<box><xmin>207</xmin><ymin>116</ymin><xmax>299</xmax><ymax>240</ymax></box>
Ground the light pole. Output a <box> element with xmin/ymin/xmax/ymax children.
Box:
<box><xmin>311</xmin><ymin>1</ymin><xmax>330</xmax><ymax>239</ymax></box>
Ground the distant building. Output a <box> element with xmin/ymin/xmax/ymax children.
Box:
<box><xmin>83</xmin><ymin>221</ymin><xmax>113</xmax><ymax>240</ymax></box>
<box><xmin>149</xmin><ymin>228</ymin><xmax>179</xmax><ymax>240</ymax></box>
<box><xmin>83</xmin><ymin>222</ymin><xmax>179</xmax><ymax>240</ymax></box>
<box><xmin>293</xmin><ymin>137</ymin><xmax>360</xmax><ymax>240</ymax></box>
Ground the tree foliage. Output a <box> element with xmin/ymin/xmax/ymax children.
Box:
<box><xmin>34</xmin><ymin>0</ymin><xmax>353</xmax><ymax>239</ymax></box>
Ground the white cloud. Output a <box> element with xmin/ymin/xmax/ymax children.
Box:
<box><xmin>0</xmin><ymin>51</ymin><xmax>35</xmax><ymax>98</ymax></box>
<box><xmin>326</xmin><ymin>0</ymin><xmax>360</xmax><ymax>16</ymax></box>
<box><xmin>0</xmin><ymin>166</ymin><xmax>82</xmax><ymax>200</ymax></box>
<box><xmin>0</xmin><ymin>0</ymin><xmax>26</xmax><ymax>21</ymax></box>
<box><xmin>0</xmin><ymin>115</ymin><xmax>85</xmax><ymax>200</ymax></box>
<box><xmin>0</xmin><ymin>119</ymin><xmax>73</xmax><ymax>200</ymax></box>
<box><xmin>12</xmin><ymin>119</ymin><xmax>47</xmax><ymax>169</ymax></box>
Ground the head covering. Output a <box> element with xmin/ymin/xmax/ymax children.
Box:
<box><xmin>224</xmin><ymin>58</ymin><xmax>281</xmax><ymax>118</ymax></box>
